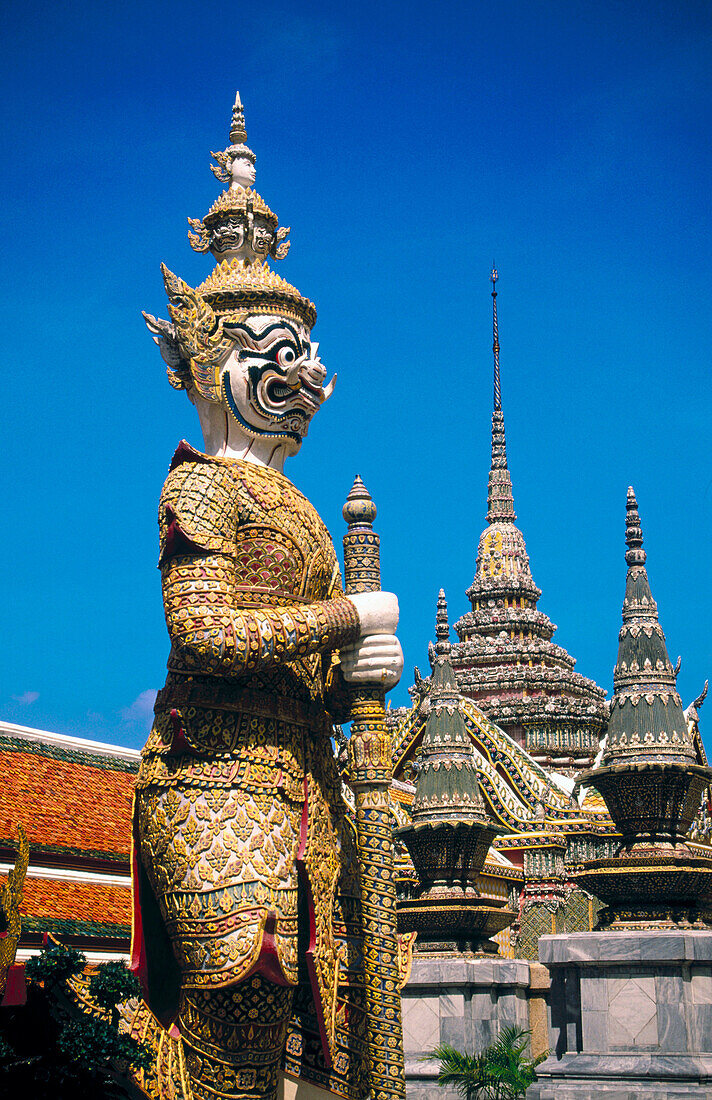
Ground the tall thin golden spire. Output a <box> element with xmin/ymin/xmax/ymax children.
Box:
<box><xmin>491</xmin><ymin>263</ymin><xmax>501</xmax><ymax>412</ymax></box>
<box><xmin>486</xmin><ymin>265</ymin><xmax>516</xmax><ymax>523</ymax></box>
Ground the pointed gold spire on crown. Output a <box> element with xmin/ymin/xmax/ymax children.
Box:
<box><xmin>170</xmin><ymin>92</ymin><xmax>311</xmax><ymax>332</ymax></box>
<box><xmin>187</xmin><ymin>92</ymin><xmax>293</xmax><ymax>271</ymax></box>
<box><xmin>230</xmin><ymin>90</ymin><xmax>247</xmax><ymax>144</ymax></box>
<box><xmin>149</xmin><ymin>93</ymin><xmax>317</xmax><ymax>399</ymax></box>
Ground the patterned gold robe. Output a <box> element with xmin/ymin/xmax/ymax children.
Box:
<box><xmin>132</xmin><ymin>442</ymin><xmax>360</xmax><ymax>1081</ymax></box>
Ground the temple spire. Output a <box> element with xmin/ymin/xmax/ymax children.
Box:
<box><xmin>624</xmin><ymin>485</ymin><xmax>647</xmax><ymax>568</ymax></box>
<box><xmin>604</xmin><ymin>486</ymin><xmax>693</xmax><ymax>766</ymax></box>
<box><xmin>434</xmin><ymin>588</ymin><xmax>451</xmax><ymax>656</ymax></box>
<box><xmin>486</xmin><ymin>266</ymin><xmax>516</xmax><ymax>523</ymax></box>
<box><xmin>410</xmin><ymin>591</ymin><xmax>489</xmax><ymax>826</ymax></box>
<box><xmin>452</xmin><ymin>269</ymin><xmax>607</xmax><ymax>774</ymax></box>
<box><xmin>492</xmin><ymin>263</ymin><xmax>501</xmax><ymax>412</ymax></box>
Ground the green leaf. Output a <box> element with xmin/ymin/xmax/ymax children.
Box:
<box><xmin>431</xmin><ymin>1026</ymin><xmax>543</xmax><ymax>1099</ymax></box>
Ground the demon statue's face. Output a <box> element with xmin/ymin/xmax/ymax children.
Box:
<box><xmin>220</xmin><ymin>314</ymin><xmax>334</xmax><ymax>453</ymax></box>
<box><xmin>146</xmin><ymin>267</ymin><xmax>333</xmax><ymax>463</ymax></box>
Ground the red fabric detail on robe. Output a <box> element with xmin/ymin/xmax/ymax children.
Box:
<box><xmin>130</xmin><ymin>807</ymin><xmax>181</xmax><ymax>1031</ymax></box>
<box><xmin>244</xmin><ymin>912</ymin><xmax>292</xmax><ymax>987</ymax></box>
<box><xmin>160</xmin><ymin>505</ymin><xmax>208</xmax><ymax>565</ymax></box>
<box><xmin>1</xmin><ymin>964</ymin><xmax>26</xmax><ymax>1007</ymax></box>
<box><xmin>167</xmin><ymin>709</ymin><xmax>191</xmax><ymax>756</ymax></box>
<box><xmin>169</xmin><ymin>440</ymin><xmax>210</xmax><ymax>471</ymax></box>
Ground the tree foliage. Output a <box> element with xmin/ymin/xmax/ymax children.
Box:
<box><xmin>433</xmin><ymin>1025</ymin><xmax>546</xmax><ymax>1100</ymax></box>
<box><xmin>0</xmin><ymin>941</ymin><xmax>150</xmax><ymax>1099</ymax></box>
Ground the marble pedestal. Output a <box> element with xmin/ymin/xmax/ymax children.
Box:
<box><xmin>402</xmin><ymin>955</ymin><xmax>537</xmax><ymax>1098</ymax></box>
<box><xmin>528</xmin><ymin>931</ymin><xmax>712</xmax><ymax>1100</ymax></box>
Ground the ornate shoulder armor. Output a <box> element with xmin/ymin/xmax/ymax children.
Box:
<box><xmin>158</xmin><ymin>447</ymin><xmax>241</xmax><ymax>564</ymax></box>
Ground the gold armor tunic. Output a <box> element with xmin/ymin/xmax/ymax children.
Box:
<box><xmin>132</xmin><ymin>442</ymin><xmax>359</xmax><ymax>1083</ymax></box>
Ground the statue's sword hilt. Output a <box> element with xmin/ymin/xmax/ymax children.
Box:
<box><xmin>342</xmin><ymin>476</ymin><xmax>405</xmax><ymax>1100</ymax></box>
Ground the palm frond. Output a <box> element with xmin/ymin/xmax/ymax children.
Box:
<box><xmin>431</xmin><ymin>1043</ymin><xmax>481</xmax><ymax>1098</ymax></box>
<box><xmin>431</xmin><ymin>1025</ymin><xmax>544</xmax><ymax>1099</ymax></box>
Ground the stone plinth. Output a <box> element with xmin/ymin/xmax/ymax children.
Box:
<box><xmin>402</xmin><ymin>955</ymin><xmax>534</xmax><ymax>1098</ymax></box>
<box><xmin>528</xmin><ymin>931</ymin><xmax>712</xmax><ymax>1099</ymax></box>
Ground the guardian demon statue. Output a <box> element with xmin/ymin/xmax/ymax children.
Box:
<box><xmin>128</xmin><ymin>95</ymin><xmax>404</xmax><ymax>1100</ymax></box>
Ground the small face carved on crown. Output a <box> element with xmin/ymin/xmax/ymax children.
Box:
<box><xmin>230</xmin><ymin>154</ymin><xmax>256</xmax><ymax>191</ymax></box>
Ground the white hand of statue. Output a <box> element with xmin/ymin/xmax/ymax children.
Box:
<box><xmin>340</xmin><ymin>634</ymin><xmax>404</xmax><ymax>689</ymax></box>
<box><xmin>347</xmin><ymin>591</ymin><xmax>399</xmax><ymax>636</ymax></box>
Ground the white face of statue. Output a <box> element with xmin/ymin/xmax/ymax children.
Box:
<box><xmin>231</xmin><ymin>156</ymin><xmax>256</xmax><ymax>190</ymax></box>
<box><xmin>220</xmin><ymin>315</ymin><xmax>335</xmax><ymax>456</ymax></box>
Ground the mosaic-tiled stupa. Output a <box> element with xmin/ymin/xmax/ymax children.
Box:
<box><xmin>574</xmin><ymin>488</ymin><xmax>712</xmax><ymax>929</ymax></box>
<box><xmin>396</xmin><ymin>592</ymin><xmax>514</xmax><ymax>955</ymax></box>
<box><xmin>450</xmin><ymin>269</ymin><xmax>607</xmax><ymax>774</ymax></box>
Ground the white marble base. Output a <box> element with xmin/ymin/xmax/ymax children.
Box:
<box><xmin>528</xmin><ymin>931</ymin><xmax>712</xmax><ymax>1099</ymax></box>
<box><xmin>402</xmin><ymin>955</ymin><xmax>534</xmax><ymax>1097</ymax></box>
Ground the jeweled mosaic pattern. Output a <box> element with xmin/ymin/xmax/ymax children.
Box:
<box><xmin>132</xmin><ymin>449</ymin><xmax>365</xmax><ymax>1099</ymax></box>
<box><xmin>341</xmin><ymin>478</ymin><xmax>405</xmax><ymax>1100</ymax></box>
<box><xmin>130</xmin><ymin>437</ymin><xmax>398</xmax><ymax>1100</ymax></box>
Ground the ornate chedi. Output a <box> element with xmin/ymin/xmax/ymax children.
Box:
<box><xmin>450</xmin><ymin>269</ymin><xmax>607</xmax><ymax>774</ymax></box>
<box><xmin>126</xmin><ymin>94</ymin><xmax>406</xmax><ymax>1100</ymax></box>
<box><xmin>574</xmin><ymin>488</ymin><xmax>712</xmax><ymax>929</ymax></box>
<box><xmin>396</xmin><ymin>592</ymin><xmax>514</xmax><ymax>955</ymax></box>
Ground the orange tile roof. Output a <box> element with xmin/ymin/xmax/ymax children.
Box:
<box><xmin>1</xmin><ymin>750</ymin><xmax>135</xmax><ymax>858</ymax></box>
<box><xmin>20</xmin><ymin>877</ymin><xmax>131</xmax><ymax>930</ymax></box>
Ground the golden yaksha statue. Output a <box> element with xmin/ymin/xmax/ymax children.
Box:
<box><xmin>129</xmin><ymin>94</ymin><xmax>405</xmax><ymax>1100</ymax></box>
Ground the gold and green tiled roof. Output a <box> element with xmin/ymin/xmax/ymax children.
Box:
<box><xmin>409</xmin><ymin>591</ymin><xmax>491</xmax><ymax>828</ymax></box>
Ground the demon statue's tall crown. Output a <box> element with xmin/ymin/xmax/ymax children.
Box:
<box><xmin>144</xmin><ymin>94</ymin><xmax>328</xmax><ymax>456</ymax></box>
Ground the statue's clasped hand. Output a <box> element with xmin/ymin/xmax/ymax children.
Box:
<box><xmin>341</xmin><ymin>591</ymin><xmax>404</xmax><ymax>689</ymax></box>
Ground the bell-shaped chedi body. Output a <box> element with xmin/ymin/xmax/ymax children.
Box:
<box><xmin>450</xmin><ymin>270</ymin><xmax>607</xmax><ymax>774</ymax></box>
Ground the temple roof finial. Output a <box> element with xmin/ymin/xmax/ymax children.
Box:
<box><xmin>602</xmin><ymin>486</ymin><xmax>695</xmax><ymax>767</ymax></box>
<box><xmin>625</xmin><ymin>485</ymin><xmax>647</xmax><ymax>567</ymax></box>
<box><xmin>435</xmin><ymin>589</ymin><xmax>450</xmax><ymax>655</ymax></box>
<box><xmin>486</xmin><ymin>266</ymin><xmax>516</xmax><ymax>524</ymax></box>
<box><xmin>491</xmin><ymin>263</ymin><xmax>501</xmax><ymax>412</ymax></box>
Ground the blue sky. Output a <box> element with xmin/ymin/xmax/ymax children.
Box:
<box><xmin>1</xmin><ymin>1</ymin><xmax>711</xmax><ymax>750</ymax></box>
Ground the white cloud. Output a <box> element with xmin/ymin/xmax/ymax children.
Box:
<box><xmin>13</xmin><ymin>691</ymin><xmax>39</xmax><ymax>705</ymax></box>
<box><xmin>120</xmin><ymin>689</ymin><xmax>158</xmax><ymax>727</ymax></box>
